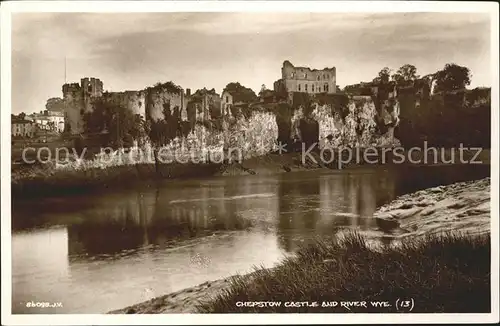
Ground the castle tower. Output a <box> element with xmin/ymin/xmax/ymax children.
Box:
<box><xmin>62</xmin><ymin>77</ymin><xmax>104</xmax><ymax>134</ymax></box>
<box><xmin>81</xmin><ymin>77</ymin><xmax>104</xmax><ymax>112</ymax></box>
<box><xmin>62</xmin><ymin>83</ymin><xmax>83</xmax><ymax>134</ymax></box>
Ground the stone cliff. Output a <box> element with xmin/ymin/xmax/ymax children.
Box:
<box><xmin>146</xmin><ymin>93</ymin><xmax>401</xmax><ymax>162</ymax></box>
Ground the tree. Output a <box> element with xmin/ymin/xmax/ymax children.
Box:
<box><xmin>259</xmin><ymin>84</ymin><xmax>267</xmax><ymax>97</ymax></box>
<box><xmin>434</xmin><ymin>63</ymin><xmax>471</xmax><ymax>93</ymax></box>
<box><xmin>392</xmin><ymin>64</ymin><xmax>419</xmax><ymax>86</ymax></box>
<box><xmin>45</xmin><ymin>97</ymin><xmax>64</xmax><ymax>112</ymax></box>
<box><xmin>223</xmin><ymin>82</ymin><xmax>258</xmax><ymax>104</ymax></box>
<box><xmin>146</xmin><ymin>102</ymin><xmax>186</xmax><ymax>172</ymax></box>
<box><xmin>83</xmin><ymin>99</ymin><xmax>144</xmax><ymax>148</ymax></box>
<box><xmin>373</xmin><ymin>67</ymin><xmax>391</xmax><ymax>84</ymax></box>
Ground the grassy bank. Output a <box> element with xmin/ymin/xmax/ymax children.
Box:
<box><xmin>198</xmin><ymin>232</ymin><xmax>490</xmax><ymax>313</ymax></box>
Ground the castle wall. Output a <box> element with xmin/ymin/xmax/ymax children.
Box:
<box><xmin>220</xmin><ymin>91</ymin><xmax>233</xmax><ymax>117</ymax></box>
<box><xmin>146</xmin><ymin>87</ymin><xmax>185</xmax><ymax>122</ymax></box>
<box><xmin>181</xmin><ymin>91</ymin><xmax>188</xmax><ymax>121</ymax></box>
<box><xmin>204</xmin><ymin>93</ymin><xmax>221</xmax><ymax>120</ymax></box>
<box><xmin>104</xmin><ymin>91</ymin><xmax>147</xmax><ymax>119</ymax></box>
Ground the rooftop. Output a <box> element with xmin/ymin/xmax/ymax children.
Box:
<box><xmin>12</xmin><ymin>118</ymin><xmax>33</xmax><ymax>124</ymax></box>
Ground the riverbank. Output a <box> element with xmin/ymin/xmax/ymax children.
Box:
<box><xmin>10</xmin><ymin>150</ymin><xmax>332</xmax><ymax>199</ymax></box>
<box><xmin>11</xmin><ymin>161</ymin><xmax>223</xmax><ymax>199</ymax></box>
<box><xmin>109</xmin><ymin>177</ymin><xmax>491</xmax><ymax>314</ymax></box>
<box><xmin>11</xmin><ymin>148</ymin><xmax>491</xmax><ymax>200</ymax></box>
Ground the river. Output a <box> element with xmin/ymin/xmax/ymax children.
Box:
<box><xmin>11</xmin><ymin>164</ymin><xmax>489</xmax><ymax>314</ymax></box>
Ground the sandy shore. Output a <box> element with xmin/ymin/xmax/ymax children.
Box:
<box><xmin>109</xmin><ymin>177</ymin><xmax>491</xmax><ymax>314</ymax></box>
<box><xmin>108</xmin><ymin>278</ymin><xmax>232</xmax><ymax>314</ymax></box>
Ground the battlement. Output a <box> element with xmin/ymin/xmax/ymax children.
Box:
<box><xmin>62</xmin><ymin>83</ymin><xmax>81</xmax><ymax>94</ymax></box>
<box><xmin>62</xmin><ymin>77</ymin><xmax>104</xmax><ymax>98</ymax></box>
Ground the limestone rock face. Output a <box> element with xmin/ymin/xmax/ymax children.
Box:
<box><xmin>307</xmin><ymin>96</ymin><xmax>400</xmax><ymax>149</ymax></box>
<box><xmin>221</xmin><ymin>111</ymin><xmax>279</xmax><ymax>158</ymax></box>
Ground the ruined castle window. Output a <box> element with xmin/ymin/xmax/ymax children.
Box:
<box><xmin>226</xmin><ymin>96</ymin><xmax>229</xmax><ymax>102</ymax></box>
<box><xmin>291</xmin><ymin>72</ymin><xmax>295</xmax><ymax>78</ymax></box>
<box><xmin>324</xmin><ymin>84</ymin><xmax>329</xmax><ymax>92</ymax></box>
<box><xmin>298</xmin><ymin>84</ymin><xmax>301</xmax><ymax>91</ymax></box>
<box><xmin>317</xmin><ymin>76</ymin><xmax>320</xmax><ymax>81</ymax></box>
<box><xmin>88</xmin><ymin>85</ymin><xmax>92</xmax><ymax>92</ymax></box>
<box><xmin>305</xmin><ymin>84</ymin><xmax>308</xmax><ymax>92</ymax></box>
<box><xmin>304</xmin><ymin>73</ymin><xmax>307</xmax><ymax>79</ymax></box>
<box><xmin>312</xmin><ymin>84</ymin><xmax>315</xmax><ymax>92</ymax></box>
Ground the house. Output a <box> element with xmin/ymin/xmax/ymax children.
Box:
<box><xmin>12</xmin><ymin>118</ymin><xmax>35</xmax><ymax>138</ymax></box>
<box><xmin>31</xmin><ymin>112</ymin><xmax>51</xmax><ymax>131</ymax></box>
<box><xmin>27</xmin><ymin>109</ymin><xmax>65</xmax><ymax>133</ymax></box>
<box><xmin>47</xmin><ymin>110</ymin><xmax>65</xmax><ymax>132</ymax></box>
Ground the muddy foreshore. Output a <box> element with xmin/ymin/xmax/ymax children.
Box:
<box><xmin>108</xmin><ymin>177</ymin><xmax>491</xmax><ymax>314</ymax></box>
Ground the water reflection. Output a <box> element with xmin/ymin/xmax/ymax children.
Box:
<box><xmin>276</xmin><ymin>170</ymin><xmax>396</xmax><ymax>252</ymax></box>
<box><xmin>11</xmin><ymin>165</ymin><xmax>490</xmax><ymax>313</ymax></box>
<box><xmin>67</xmin><ymin>177</ymin><xmax>280</xmax><ymax>259</ymax></box>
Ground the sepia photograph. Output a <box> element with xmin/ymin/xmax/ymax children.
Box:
<box><xmin>1</xmin><ymin>1</ymin><xmax>499</xmax><ymax>325</ymax></box>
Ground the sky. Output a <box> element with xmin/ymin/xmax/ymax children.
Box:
<box><xmin>12</xmin><ymin>12</ymin><xmax>491</xmax><ymax>114</ymax></box>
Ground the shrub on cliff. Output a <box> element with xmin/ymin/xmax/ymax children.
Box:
<box><xmin>396</xmin><ymin>88</ymin><xmax>490</xmax><ymax>148</ymax></box>
<box><xmin>150</xmin><ymin>81</ymin><xmax>183</xmax><ymax>95</ymax></box>
<box><xmin>223</xmin><ymin>82</ymin><xmax>258</xmax><ymax>104</ymax></box>
<box><xmin>199</xmin><ymin>232</ymin><xmax>490</xmax><ymax>313</ymax></box>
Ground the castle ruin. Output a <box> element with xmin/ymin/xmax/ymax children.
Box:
<box><xmin>273</xmin><ymin>60</ymin><xmax>337</xmax><ymax>98</ymax></box>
